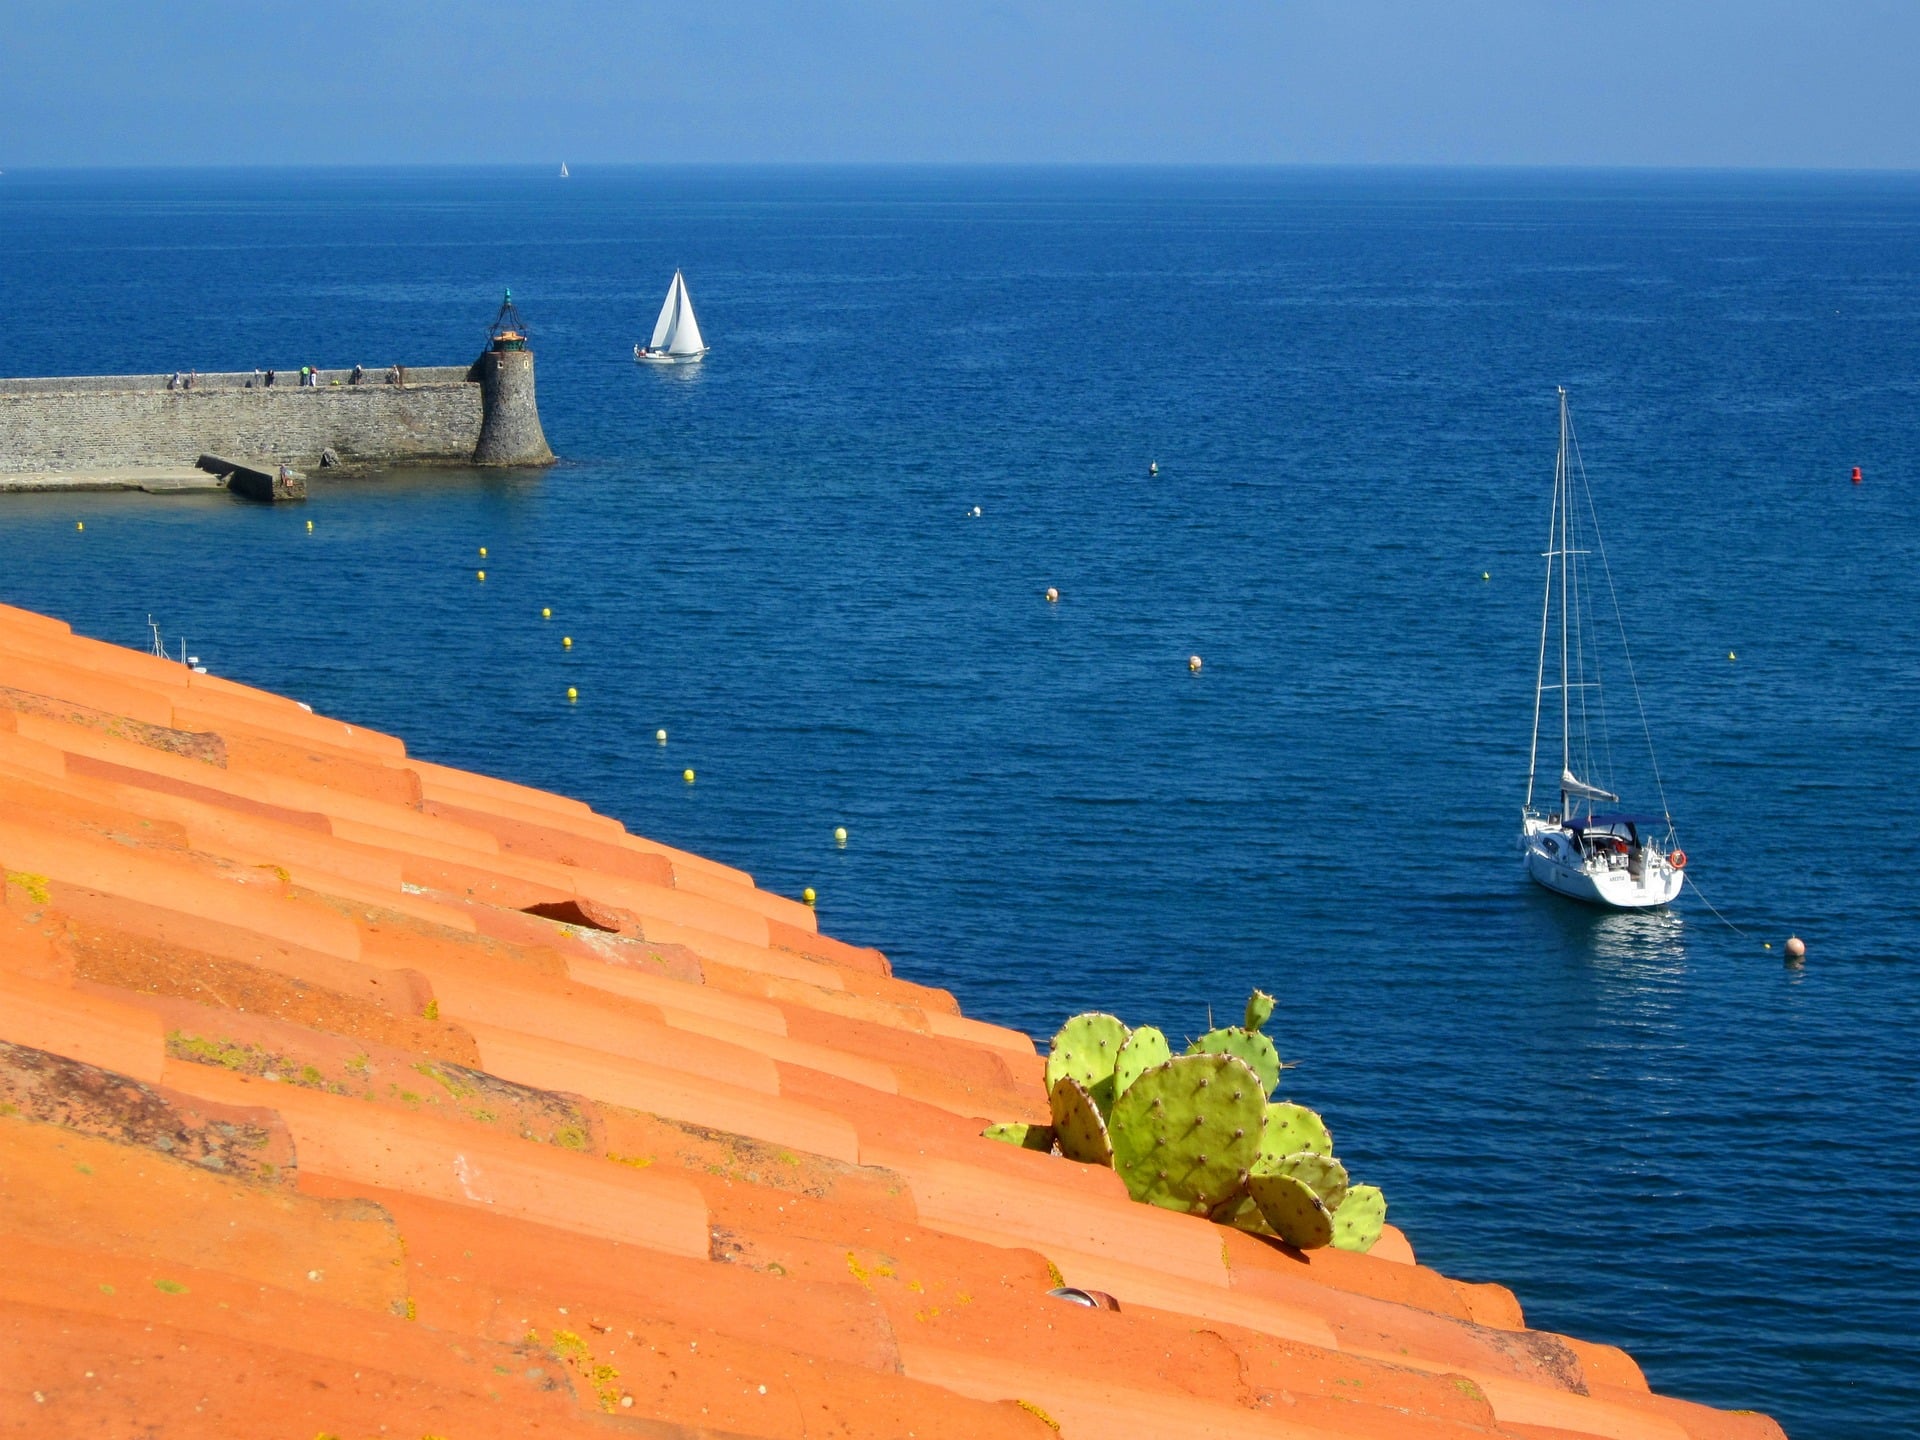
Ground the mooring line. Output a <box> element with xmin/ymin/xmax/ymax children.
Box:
<box><xmin>1684</xmin><ymin>874</ymin><xmax>1751</xmax><ymax>939</ymax></box>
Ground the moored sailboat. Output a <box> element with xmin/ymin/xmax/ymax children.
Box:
<box><xmin>633</xmin><ymin>269</ymin><xmax>707</xmax><ymax>364</ymax></box>
<box><xmin>1519</xmin><ymin>389</ymin><xmax>1686</xmax><ymax>909</ymax></box>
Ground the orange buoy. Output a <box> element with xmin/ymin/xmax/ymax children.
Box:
<box><xmin>1669</xmin><ymin>849</ymin><xmax>1687</xmax><ymax>870</ymax></box>
<box><xmin>1852</xmin><ymin>466</ymin><xmax>1863</xmax><ymax>484</ymax></box>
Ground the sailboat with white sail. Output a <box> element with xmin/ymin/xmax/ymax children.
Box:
<box><xmin>1519</xmin><ymin>388</ymin><xmax>1687</xmax><ymax>909</ymax></box>
<box><xmin>634</xmin><ymin>269</ymin><xmax>707</xmax><ymax>364</ymax></box>
<box><xmin>559</xmin><ymin>162</ymin><xmax>570</xmax><ymax>178</ymax></box>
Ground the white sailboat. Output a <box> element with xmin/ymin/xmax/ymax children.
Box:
<box><xmin>1519</xmin><ymin>388</ymin><xmax>1686</xmax><ymax>909</ymax></box>
<box><xmin>633</xmin><ymin>269</ymin><xmax>708</xmax><ymax>364</ymax></box>
<box><xmin>559</xmin><ymin>162</ymin><xmax>569</xmax><ymax>178</ymax></box>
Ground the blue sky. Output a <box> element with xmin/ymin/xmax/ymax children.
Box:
<box><xmin>2</xmin><ymin>1</ymin><xmax>1915</xmax><ymax>168</ymax></box>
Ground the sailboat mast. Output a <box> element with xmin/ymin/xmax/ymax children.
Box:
<box><xmin>1525</xmin><ymin>412</ymin><xmax>1560</xmax><ymax>815</ymax></box>
<box><xmin>1557</xmin><ymin>387</ymin><xmax>1572</xmax><ymax>817</ymax></box>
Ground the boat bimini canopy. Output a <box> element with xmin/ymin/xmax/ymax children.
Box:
<box><xmin>1568</xmin><ymin>813</ymin><xmax>1666</xmax><ymax>830</ymax></box>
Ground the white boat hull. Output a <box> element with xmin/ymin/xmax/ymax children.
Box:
<box><xmin>1520</xmin><ymin>819</ymin><xmax>1684</xmax><ymax>910</ymax></box>
<box><xmin>636</xmin><ymin>350</ymin><xmax>707</xmax><ymax>365</ymax></box>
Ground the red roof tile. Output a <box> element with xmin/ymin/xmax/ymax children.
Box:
<box><xmin>0</xmin><ymin>600</ymin><xmax>1783</xmax><ymax>1439</ymax></box>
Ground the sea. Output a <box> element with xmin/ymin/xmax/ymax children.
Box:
<box><xmin>0</xmin><ymin>167</ymin><xmax>1915</xmax><ymax>1437</ymax></box>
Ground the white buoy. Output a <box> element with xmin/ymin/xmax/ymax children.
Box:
<box><xmin>1045</xmin><ymin>587</ymin><xmax>1059</xmax><ymax>603</ymax></box>
<box><xmin>1785</xmin><ymin>935</ymin><xmax>1806</xmax><ymax>961</ymax></box>
<box><xmin>972</xmin><ymin>506</ymin><xmax>982</xmax><ymax>517</ymax></box>
<box><xmin>1188</xmin><ymin>655</ymin><xmax>1203</xmax><ymax>672</ymax></box>
<box><xmin>834</xmin><ymin>826</ymin><xmax>847</xmax><ymax>845</ymax></box>
<box><xmin>1149</xmin><ymin>462</ymin><xmax>1158</xmax><ymax>476</ymax></box>
<box><xmin>656</xmin><ymin>728</ymin><xmax>667</xmax><ymax>744</ymax></box>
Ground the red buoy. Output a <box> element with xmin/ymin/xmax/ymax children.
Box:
<box><xmin>1852</xmin><ymin>466</ymin><xmax>1863</xmax><ymax>484</ymax></box>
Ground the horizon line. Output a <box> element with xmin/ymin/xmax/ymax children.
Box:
<box><xmin>4</xmin><ymin>159</ymin><xmax>1920</xmax><ymax>178</ymax></box>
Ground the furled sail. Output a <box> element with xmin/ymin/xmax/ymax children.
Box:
<box><xmin>1561</xmin><ymin>769</ymin><xmax>1619</xmax><ymax>803</ymax></box>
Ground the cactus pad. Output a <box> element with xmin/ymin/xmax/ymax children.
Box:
<box><xmin>1108</xmin><ymin>1053</ymin><xmax>1264</xmax><ymax>1215</ymax></box>
<box><xmin>1248</xmin><ymin>1172</ymin><xmax>1333</xmax><ymax>1249</ymax></box>
<box><xmin>1045</xmin><ymin>1012</ymin><xmax>1130</xmax><ymax>1115</ymax></box>
<box><xmin>981</xmin><ymin>1121</ymin><xmax>1057</xmax><ymax>1152</ymax></box>
<box><xmin>1208</xmin><ymin>1188</ymin><xmax>1274</xmax><ymax>1236</ymax></box>
<box><xmin>1259</xmin><ymin>1102</ymin><xmax>1332</xmax><ymax>1164</ymax></box>
<box><xmin>1187</xmin><ymin>1027</ymin><xmax>1282</xmax><ymax>1096</ymax></box>
<box><xmin>1048</xmin><ymin>1077</ymin><xmax>1114</xmax><ymax>1167</ymax></box>
<box><xmin>1243</xmin><ymin>989</ymin><xmax>1275</xmax><ymax>1033</ymax></box>
<box><xmin>1255</xmin><ymin>1150</ymin><xmax>1349</xmax><ymax>1210</ymax></box>
<box><xmin>1331</xmin><ymin>1184</ymin><xmax>1387</xmax><ymax>1253</ymax></box>
<box><xmin>1112</xmin><ymin>1025</ymin><xmax>1171</xmax><ymax>1101</ymax></box>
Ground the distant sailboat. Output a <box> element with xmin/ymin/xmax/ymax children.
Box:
<box><xmin>559</xmin><ymin>162</ymin><xmax>570</xmax><ymax>178</ymax></box>
<box><xmin>1518</xmin><ymin>388</ymin><xmax>1686</xmax><ymax>909</ymax></box>
<box><xmin>633</xmin><ymin>269</ymin><xmax>708</xmax><ymax>364</ymax></box>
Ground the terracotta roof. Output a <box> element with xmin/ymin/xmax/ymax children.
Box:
<box><xmin>0</xmin><ymin>598</ymin><xmax>1783</xmax><ymax>1440</ymax></box>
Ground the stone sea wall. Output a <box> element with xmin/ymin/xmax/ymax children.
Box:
<box><xmin>0</xmin><ymin>361</ymin><xmax>549</xmax><ymax>472</ymax></box>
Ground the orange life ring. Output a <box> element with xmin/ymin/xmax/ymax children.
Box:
<box><xmin>1669</xmin><ymin>849</ymin><xmax>1687</xmax><ymax>870</ymax></box>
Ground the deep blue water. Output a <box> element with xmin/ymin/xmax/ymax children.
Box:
<box><xmin>2</xmin><ymin>167</ymin><xmax>1916</xmax><ymax>1436</ymax></box>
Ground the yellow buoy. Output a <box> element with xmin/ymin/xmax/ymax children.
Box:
<box><xmin>541</xmin><ymin>607</ymin><xmax>552</xmax><ymax>619</ymax></box>
<box><xmin>1482</xmin><ymin>572</ymin><xmax>1489</xmax><ymax>581</ymax></box>
<box><xmin>477</xmin><ymin>570</ymin><xmax>486</xmax><ymax>581</ymax></box>
<box><xmin>479</xmin><ymin>546</ymin><xmax>488</xmax><ymax>558</ymax></box>
<box><xmin>656</xmin><ymin>729</ymin><xmax>667</xmax><ymax>744</ymax></box>
<box><xmin>566</xmin><ymin>686</ymin><xmax>578</xmax><ymax>701</ymax></box>
<box><xmin>802</xmin><ymin>887</ymin><xmax>817</xmax><ymax>905</ymax></box>
<box><xmin>306</xmin><ymin>519</ymin><xmax>314</xmax><ymax>532</ymax></box>
<box><xmin>683</xmin><ymin>768</ymin><xmax>696</xmax><ymax>784</ymax></box>
<box><xmin>1188</xmin><ymin>655</ymin><xmax>1203</xmax><ymax>672</ymax></box>
<box><xmin>1728</xmin><ymin>652</ymin><xmax>1736</xmax><ymax>661</ymax></box>
<box><xmin>76</xmin><ymin>521</ymin><xmax>84</xmax><ymax>531</ymax></box>
<box><xmin>562</xmin><ymin>636</ymin><xmax>572</xmax><ymax>649</ymax></box>
<box><xmin>834</xmin><ymin>826</ymin><xmax>847</xmax><ymax>845</ymax></box>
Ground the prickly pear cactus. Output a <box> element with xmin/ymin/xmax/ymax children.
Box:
<box><xmin>1112</xmin><ymin>1025</ymin><xmax>1171</xmax><ymax>1101</ymax></box>
<box><xmin>1259</xmin><ymin>1102</ymin><xmax>1332</xmax><ymax>1164</ymax></box>
<box><xmin>1048</xmin><ymin>1077</ymin><xmax>1114</xmax><ymax>1167</ymax></box>
<box><xmin>1187</xmin><ymin>1027</ymin><xmax>1282</xmax><ymax>1097</ymax></box>
<box><xmin>1243</xmin><ymin>989</ymin><xmax>1275</xmax><ymax>1033</ymax></box>
<box><xmin>1255</xmin><ymin>1150</ymin><xmax>1349</xmax><ymax>1211</ymax></box>
<box><xmin>1045</xmin><ymin>1012</ymin><xmax>1130</xmax><ymax>1116</ymax></box>
<box><xmin>1248</xmin><ymin>1171</ymin><xmax>1333</xmax><ymax>1249</ymax></box>
<box><xmin>1331</xmin><ymin>1183</ymin><xmax>1387</xmax><ymax>1253</ymax></box>
<box><xmin>1108</xmin><ymin>1054</ymin><xmax>1264</xmax><ymax>1215</ymax></box>
<box><xmin>981</xmin><ymin>1121</ymin><xmax>1057</xmax><ymax>1152</ymax></box>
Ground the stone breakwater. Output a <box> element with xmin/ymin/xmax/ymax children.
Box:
<box><xmin>0</xmin><ymin>353</ymin><xmax>551</xmax><ymax>486</ymax></box>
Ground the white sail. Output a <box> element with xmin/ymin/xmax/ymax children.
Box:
<box><xmin>665</xmin><ymin>272</ymin><xmax>705</xmax><ymax>355</ymax></box>
<box><xmin>648</xmin><ymin>273</ymin><xmax>680</xmax><ymax>351</ymax></box>
<box><xmin>559</xmin><ymin>162</ymin><xmax>569</xmax><ymax>178</ymax></box>
<box><xmin>1560</xmin><ymin>769</ymin><xmax>1619</xmax><ymax>803</ymax></box>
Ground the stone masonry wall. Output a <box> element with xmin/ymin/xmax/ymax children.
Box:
<box><xmin>0</xmin><ymin>368</ymin><xmax>483</xmax><ymax>472</ymax></box>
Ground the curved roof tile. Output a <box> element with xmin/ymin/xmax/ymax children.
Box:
<box><xmin>0</xmin><ymin>601</ymin><xmax>1783</xmax><ymax>1440</ymax></box>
